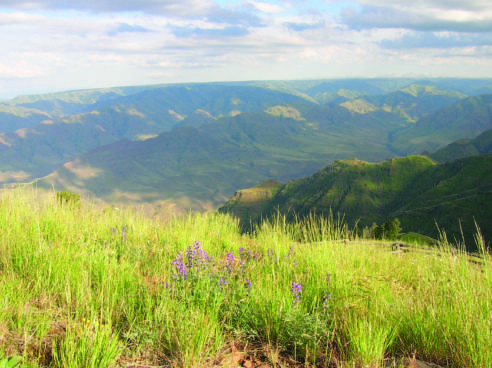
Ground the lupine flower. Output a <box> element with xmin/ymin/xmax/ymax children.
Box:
<box><xmin>285</xmin><ymin>245</ymin><xmax>295</xmax><ymax>258</ymax></box>
<box><xmin>244</xmin><ymin>278</ymin><xmax>252</xmax><ymax>296</ymax></box>
<box><xmin>172</xmin><ymin>253</ymin><xmax>188</xmax><ymax>280</ymax></box>
<box><xmin>172</xmin><ymin>241</ymin><xmax>213</xmax><ymax>281</ymax></box>
<box><xmin>291</xmin><ymin>282</ymin><xmax>302</xmax><ymax>309</ymax></box>
<box><xmin>226</xmin><ymin>252</ymin><xmax>235</xmax><ymax>274</ymax></box>
<box><xmin>218</xmin><ymin>278</ymin><xmax>228</xmax><ymax>290</ymax></box>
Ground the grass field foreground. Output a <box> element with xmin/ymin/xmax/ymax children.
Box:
<box><xmin>0</xmin><ymin>188</ymin><xmax>490</xmax><ymax>367</ymax></box>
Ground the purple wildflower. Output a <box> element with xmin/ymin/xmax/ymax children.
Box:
<box><xmin>244</xmin><ymin>278</ymin><xmax>252</xmax><ymax>296</ymax></box>
<box><xmin>291</xmin><ymin>282</ymin><xmax>302</xmax><ymax>309</ymax></box>
<box><xmin>285</xmin><ymin>245</ymin><xmax>295</xmax><ymax>258</ymax></box>
<box><xmin>172</xmin><ymin>253</ymin><xmax>187</xmax><ymax>279</ymax></box>
<box><xmin>226</xmin><ymin>252</ymin><xmax>235</xmax><ymax>274</ymax></box>
<box><xmin>172</xmin><ymin>241</ymin><xmax>213</xmax><ymax>281</ymax></box>
<box><xmin>218</xmin><ymin>277</ymin><xmax>228</xmax><ymax>290</ymax></box>
<box><xmin>172</xmin><ymin>253</ymin><xmax>188</xmax><ymax>280</ymax></box>
<box><xmin>185</xmin><ymin>241</ymin><xmax>210</xmax><ymax>270</ymax></box>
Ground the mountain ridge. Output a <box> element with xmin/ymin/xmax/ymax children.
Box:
<box><xmin>219</xmin><ymin>154</ymin><xmax>492</xmax><ymax>251</ymax></box>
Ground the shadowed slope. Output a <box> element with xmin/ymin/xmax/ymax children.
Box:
<box><xmin>220</xmin><ymin>155</ymin><xmax>492</xmax><ymax>251</ymax></box>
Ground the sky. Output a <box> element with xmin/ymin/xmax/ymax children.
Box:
<box><xmin>1</xmin><ymin>0</ymin><xmax>492</xmax><ymax>99</ymax></box>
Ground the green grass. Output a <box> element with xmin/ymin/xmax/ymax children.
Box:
<box><xmin>0</xmin><ymin>188</ymin><xmax>491</xmax><ymax>367</ymax></box>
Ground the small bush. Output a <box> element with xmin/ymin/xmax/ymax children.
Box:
<box><xmin>56</xmin><ymin>190</ymin><xmax>81</xmax><ymax>208</ymax></box>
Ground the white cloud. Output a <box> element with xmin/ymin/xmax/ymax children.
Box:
<box><xmin>246</xmin><ymin>0</ymin><xmax>285</xmax><ymax>13</ymax></box>
<box><xmin>0</xmin><ymin>0</ymin><xmax>491</xmax><ymax>99</ymax></box>
<box><xmin>342</xmin><ymin>0</ymin><xmax>492</xmax><ymax>32</ymax></box>
<box><xmin>0</xmin><ymin>0</ymin><xmax>218</xmax><ymax>17</ymax></box>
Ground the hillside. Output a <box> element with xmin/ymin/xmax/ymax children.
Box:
<box><xmin>3</xmin><ymin>78</ymin><xmax>492</xmax><ymax>213</ymax></box>
<box><xmin>37</xmin><ymin>104</ymin><xmax>410</xmax><ymax>213</ymax></box>
<box><xmin>341</xmin><ymin>84</ymin><xmax>466</xmax><ymax>122</ymax></box>
<box><xmin>1</xmin><ymin>189</ymin><xmax>490</xmax><ymax>368</ymax></box>
<box><xmin>0</xmin><ymin>85</ymin><xmax>308</xmax><ymax>184</ymax></box>
<box><xmin>428</xmin><ymin>129</ymin><xmax>492</xmax><ymax>162</ymax></box>
<box><xmin>6</xmin><ymin>85</ymin><xmax>159</xmax><ymax>118</ymax></box>
<box><xmin>391</xmin><ymin>94</ymin><xmax>492</xmax><ymax>155</ymax></box>
<box><xmin>0</xmin><ymin>104</ymin><xmax>52</xmax><ymax>132</ymax></box>
<box><xmin>220</xmin><ymin>155</ymin><xmax>492</xmax><ymax>251</ymax></box>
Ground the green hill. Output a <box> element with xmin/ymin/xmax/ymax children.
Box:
<box><xmin>220</xmin><ymin>155</ymin><xmax>492</xmax><ymax>251</ymax></box>
<box><xmin>391</xmin><ymin>94</ymin><xmax>492</xmax><ymax>155</ymax></box>
<box><xmin>6</xmin><ymin>85</ymin><xmax>163</xmax><ymax>118</ymax></box>
<box><xmin>37</xmin><ymin>104</ymin><xmax>410</xmax><ymax>213</ymax></box>
<box><xmin>428</xmin><ymin>129</ymin><xmax>492</xmax><ymax>162</ymax></box>
<box><xmin>0</xmin><ymin>85</ymin><xmax>309</xmax><ymax>184</ymax></box>
<box><xmin>0</xmin><ymin>104</ymin><xmax>52</xmax><ymax>132</ymax></box>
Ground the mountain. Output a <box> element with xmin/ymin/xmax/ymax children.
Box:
<box><xmin>219</xmin><ymin>155</ymin><xmax>492</xmax><ymax>251</ymax></box>
<box><xmin>6</xmin><ymin>85</ymin><xmax>160</xmax><ymax>118</ymax></box>
<box><xmin>0</xmin><ymin>85</ymin><xmax>309</xmax><ymax>184</ymax></box>
<box><xmin>0</xmin><ymin>104</ymin><xmax>52</xmax><ymax>132</ymax></box>
<box><xmin>3</xmin><ymin>78</ymin><xmax>492</xmax><ymax>214</ymax></box>
<box><xmin>391</xmin><ymin>94</ymin><xmax>492</xmax><ymax>155</ymax></box>
<box><xmin>37</xmin><ymin>103</ymin><xmax>410</xmax><ymax>213</ymax></box>
<box><xmin>248</xmin><ymin>78</ymin><xmax>492</xmax><ymax>104</ymax></box>
<box><xmin>428</xmin><ymin>129</ymin><xmax>492</xmax><ymax>163</ymax></box>
<box><xmin>341</xmin><ymin>84</ymin><xmax>466</xmax><ymax>122</ymax></box>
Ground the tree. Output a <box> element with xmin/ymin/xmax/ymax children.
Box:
<box><xmin>373</xmin><ymin>218</ymin><xmax>401</xmax><ymax>240</ymax></box>
<box><xmin>384</xmin><ymin>218</ymin><xmax>401</xmax><ymax>239</ymax></box>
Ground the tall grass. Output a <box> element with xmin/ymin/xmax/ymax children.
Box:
<box><xmin>0</xmin><ymin>187</ymin><xmax>490</xmax><ymax>367</ymax></box>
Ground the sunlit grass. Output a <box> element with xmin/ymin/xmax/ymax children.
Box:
<box><xmin>0</xmin><ymin>187</ymin><xmax>490</xmax><ymax>367</ymax></box>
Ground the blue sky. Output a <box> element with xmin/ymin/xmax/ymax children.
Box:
<box><xmin>0</xmin><ymin>0</ymin><xmax>491</xmax><ymax>99</ymax></box>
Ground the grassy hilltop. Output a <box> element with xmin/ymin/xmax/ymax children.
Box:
<box><xmin>0</xmin><ymin>188</ymin><xmax>491</xmax><ymax>367</ymax></box>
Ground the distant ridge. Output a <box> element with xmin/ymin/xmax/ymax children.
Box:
<box><xmin>391</xmin><ymin>94</ymin><xmax>492</xmax><ymax>155</ymax></box>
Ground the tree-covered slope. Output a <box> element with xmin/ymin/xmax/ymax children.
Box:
<box><xmin>428</xmin><ymin>129</ymin><xmax>492</xmax><ymax>162</ymax></box>
<box><xmin>220</xmin><ymin>155</ymin><xmax>492</xmax><ymax>251</ymax></box>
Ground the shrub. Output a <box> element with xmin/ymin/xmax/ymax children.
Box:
<box><xmin>56</xmin><ymin>190</ymin><xmax>81</xmax><ymax>207</ymax></box>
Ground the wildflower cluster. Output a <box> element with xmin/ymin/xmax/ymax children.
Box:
<box><xmin>225</xmin><ymin>252</ymin><xmax>235</xmax><ymax>274</ymax></box>
<box><xmin>238</xmin><ymin>246</ymin><xmax>260</xmax><ymax>274</ymax></box>
<box><xmin>291</xmin><ymin>282</ymin><xmax>302</xmax><ymax>309</ymax></box>
<box><xmin>172</xmin><ymin>241</ymin><xmax>212</xmax><ymax>281</ymax></box>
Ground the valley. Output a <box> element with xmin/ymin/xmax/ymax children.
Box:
<box><xmin>1</xmin><ymin>78</ymin><xmax>492</xmax><ymax>248</ymax></box>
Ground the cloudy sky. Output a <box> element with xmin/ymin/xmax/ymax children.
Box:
<box><xmin>1</xmin><ymin>0</ymin><xmax>492</xmax><ymax>99</ymax></box>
